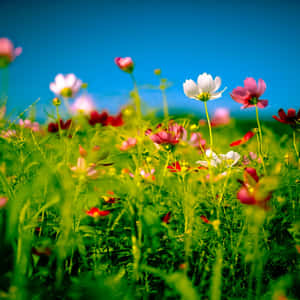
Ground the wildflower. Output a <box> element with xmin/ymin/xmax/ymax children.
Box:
<box><xmin>50</xmin><ymin>74</ymin><xmax>82</xmax><ymax>98</ymax></box>
<box><xmin>79</xmin><ymin>145</ymin><xmax>88</xmax><ymax>157</ymax></box>
<box><xmin>197</xmin><ymin>150</ymin><xmax>240</xmax><ymax>168</ymax></box>
<box><xmin>188</xmin><ymin>132</ymin><xmax>206</xmax><ymax>151</ymax></box>
<box><xmin>211</xmin><ymin>108</ymin><xmax>231</xmax><ymax>127</ymax></box>
<box><xmin>167</xmin><ymin>161</ymin><xmax>182</xmax><ymax>173</ymax></box>
<box><xmin>70</xmin><ymin>157</ymin><xmax>98</xmax><ymax>179</ymax></box>
<box><xmin>115</xmin><ymin>57</ymin><xmax>134</xmax><ymax>73</ymax></box>
<box><xmin>120</xmin><ymin>137</ymin><xmax>137</xmax><ymax>151</ymax></box>
<box><xmin>183</xmin><ymin>73</ymin><xmax>226</xmax><ymax>102</ymax></box>
<box><xmin>89</xmin><ymin>110</ymin><xmax>124</xmax><ymax>127</ymax></box>
<box><xmin>162</xmin><ymin>212</ymin><xmax>171</xmax><ymax>224</ymax></box>
<box><xmin>0</xmin><ymin>196</ymin><xmax>8</xmax><ymax>208</ymax></box>
<box><xmin>231</xmin><ymin>78</ymin><xmax>268</xmax><ymax>109</ymax></box>
<box><xmin>150</xmin><ymin>122</ymin><xmax>186</xmax><ymax>145</ymax></box>
<box><xmin>1</xmin><ymin>130</ymin><xmax>16</xmax><ymax>138</ymax></box>
<box><xmin>272</xmin><ymin>108</ymin><xmax>300</xmax><ymax>128</ymax></box>
<box><xmin>86</xmin><ymin>207</ymin><xmax>110</xmax><ymax>218</ymax></box>
<box><xmin>140</xmin><ymin>168</ymin><xmax>155</xmax><ymax>181</ymax></box>
<box><xmin>48</xmin><ymin>119</ymin><xmax>72</xmax><ymax>133</ymax></box>
<box><xmin>237</xmin><ymin>167</ymin><xmax>276</xmax><ymax>208</ymax></box>
<box><xmin>230</xmin><ymin>131</ymin><xmax>255</xmax><ymax>147</ymax></box>
<box><xmin>200</xmin><ymin>215</ymin><xmax>210</xmax><ymax>224</ymax></box>
<box><xmin>0</xmin><ymin>38</ymin><xmax>22</xmax><ymax>68</ymax></box>
<box><xmin>71</xmin><ymin>94</ymin><xmax>96</xmax><ymax>115</ymax></box>
<box><xmin>19</xmin><ymin>119</ymin><xmax>40</xmax><ymax>132</ymax></box>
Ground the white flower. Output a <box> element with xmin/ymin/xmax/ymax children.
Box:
<box><xmin>196</xmin><ymin>150</ymin><xmax>240</xmax><ymax>168</ymax></box>
<box><xmin>183</xmin><ymin>72</ymin><xmax>227</xmax><ymax>101</ymax></box>
<box><xmin>71</xmin><ymin>94</ymin><xmax>96</xmax><ymax>115</ymax></box>
<box><xmin>50</xmin><ymin>74</ymin><xmax>82</xmax><ymax>98</ymax></box>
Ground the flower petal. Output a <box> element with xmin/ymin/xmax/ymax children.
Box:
<box><xmin>256</xmin><ymin>79</ymin><xmax>266</xmax><ymax>97</ymax></box>
<box><xmin>257</xmin><ymin>99</ymin><xmax>268</xmax><ymax>108</ymax></box>
<box><xmin>197</xmin><ymin>73</ymin><xmax>214</xmax><ymax>93</ymax></box>
<box><xmin>244</xmin><ymin>77</ymin><xmax>258</xmax><ymax>95</ymax></box>
<box><xmin>183</xmin><ymin>79</ymin><xmax>199</xmax><ymax>99</ymax></box>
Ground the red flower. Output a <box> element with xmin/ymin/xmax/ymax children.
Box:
<box><xmin>162</xmin><ymin>212</ymin><xmax>171</xmax><ymax>224</ymax></box>
<box><xmin>48</xmin><ymin>119</ymin><xmax>72</xmax><ymax>133</ymax></box>
<box><xmin>86</xmin><ymin>207</ymin><xmax>111</xmax><ymax>217</ymax></box>
<box><xmin>272</xmin><ymin>108</ymin><xmax>300</xmax><ymax>128</ymax></box>
<box><xmin>115</xmin><ymin>57</ymin><xmax>134</xmax><ymax>73</ymax></box>
<box><xmin>32</xmin><ymin>246</ymin><xmax>52</xmax><ymax>257</ymax></box>
<box><xmin>237</xmin><ymin>168</ymin><xmax>273</xmax><ymax>208</ymax></box>
<box><xmin>230</xmin><ymin>78</ymin><xmax>268</xmax><ymax>109</ymax></box>
<box><xmin>230</xmin><ymin>131</ymin><xmax>255</xmax><ymax>147</ymax></box>
<box><xmin>89</xmin><ymin>110</ymin><xmax>124</xmax><ymax>127</ymax></box>
<box><xmin>167</xmin><ymin>161</ymin><xmax>182</xmax><ymax>172</ymax></box>
<box><xmin>150</xmin><ymin>122</ymin><xmax>186</xmax><ymax>145</ymax></box>
<box><xmin>200</xmin><ymin>215</ymin><xmax>210</xmax><ymax>224</ymax></box>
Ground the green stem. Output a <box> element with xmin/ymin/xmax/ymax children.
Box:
<box><xmin>1</xmin><ymin>68</ymin><xmax>9</xmax><ymax>102</ymax></box>
<box><xmin>255</xmin><ymin>105</ymin><xmax>266</xmax><ymax>173</ymax></box>
<box><xmin>204</xmin><ymin>101</ymin><xmax>213</xmax><ymax>151</ymax></box>
<box><xmin>293</xmin><ymin>130</ymin><xmax>299</xmax><ymax>159</ymax></box>
<box><xmin>130</xmin><ymin>73</ymin><xmax>142</xmax><ymax>122</ymax></box>
<box><xmin>56</xmin><ymin>106</ymin><xmax>62</xmax><ymax>138</ymax></box>
<box><xmin>161</xmin><ymin>87</ymin><xmax>169</xmax><ymax>120</ymax></box>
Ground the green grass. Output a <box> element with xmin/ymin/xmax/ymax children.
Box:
<box><xmin>0</xmin><ymin>111</ymin><xmax>299</xmax><ymax>300</ymax></box>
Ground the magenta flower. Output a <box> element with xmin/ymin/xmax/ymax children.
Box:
<box><xmin>19</xmin><ymin>119</ymin><xmax>40</xmax><ymax>132</ymax></box>
<box><xmin>115</xmin><ymin>57</ymin><xmax>134</xmax><ymax>73</ymax></box>
<box><xmin>0</xmin><ymin>38</ymin><xmax>22</xmax><ymax>68</ymax></box>
<box><xmin>211</xmin><ymin>108</ymin><xmax>231</xmax><ymax>127</ymax></box>
<box><xmin>273</xmin><ymin>108</ymin><xmax>300</xmax><ymax>128</ymax></box>
<box><xmin>150</xmin><ymin>122</ymin><xmax>186</xmax><ymax>145</ymax></box>
<box><xmin>0</xmin><ymin>196</ymin><xmax>8</xmax><ymax>208</ymax></box>
<box><xmin>231</xmin><ymin>78</ymin><xmax>268</xmax><ymax>109</ymax></box>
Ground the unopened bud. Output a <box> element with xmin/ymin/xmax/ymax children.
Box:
<box><xmin>154</xmin><ymin>69</ymin><xmax>161</xmax><ymax>76</ymax></box>
<box><xmin>52</xmin><ymin>97</ymin><xmax>61</xmax><ymax>106</ymax></box>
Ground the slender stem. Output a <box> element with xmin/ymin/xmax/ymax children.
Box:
<box><xmin>161</xmin><ymin>87</ymin><xmax>169</xmax><ymax>120</ymax></box>
<box><xmin>1</xmin><ymin>68</ymin><xmax>9</xmax><ymax>103</ymax></box>
<box><xmin>255</xmin><ymin>105</ymin><xmax>266</xmax><ymax>173</ymax></box>
<box><xmin>293</xmin><ymin>130</ymin><xmax>299</xmax><ymax>159</ymax></box>
<box><xmin>204</xmin><ymin>101</ymin><xmax>213</xmax><ymax>151</ymax></box>
<box><xmin>130</xmin><ymin>73</ymin><xmax>142</xmax><ymax>122</ymax></box>
<box><xmin>56</xmin><ymin>106</ymin><xmax>62</xmax><ymax>138</ymax></box>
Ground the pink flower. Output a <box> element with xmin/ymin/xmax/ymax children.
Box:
<box><xmin>0</xmin><ymin>38</ymin><xmax>22</xmax><ymax>68</ymax></box>
<box><xmin>150</xmin><ymin>122</ymin><xmax>186</xmax><ymax>145</ymax></box>
<box><xmin>211</xmin><ymin>108</ymin><xmax>231</xmax><ymax>127</ymax></box>
<box><xmin>1</xmin><ymin>129</ymin><xmax>16</xmax><ymax>138</ymax></box>
<box><xmin>50</xmin><ymin>74</ymin><xmax>82</xmax><ymax>98</ymax></box>
<box><xmin>71</xmin><ymin>94</ymin><xmax>96</xmax><ymax>115</ymax></box>
<box><xmin>230</xmin><ymin>78</ymin><xmax>268</xmax><ymax>109</ymax></box>
<box><xmin>188</xmin><ymin>132</ymin><xmax>206</xmax><ymax>151</ymax></box>
<box><xmin>115</xmin><ymin>57</ymin><xmax>134</xmax><ymax>73</ymax></box>
<box><xmin>237</xmin><ymin>168</ymin><xmax>273</xmax><ymax>209</ymax></box>
<box><xmin>70</xmin><ymin>157</ymin><xmax>98</xmax><ymax>179</ymax></box>
<box><xmin>19</xmin><ymin>119</ymin><xmax>40</xmax><ymax>132</ymax></box>
<box><xmin>0</xmin><ymin>196</ymin><xmax>8</xmax><ymax>208</ymax></box>
<box><xmin>120</xmin><ymin>137</ymin><xmax>137</xmax><ymax>151</ymax></box>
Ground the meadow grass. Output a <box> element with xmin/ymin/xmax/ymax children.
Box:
<box><xmin>0</xmin><ymin>108</ymin><xmax>299</xmax><ymax>300</ymax></box>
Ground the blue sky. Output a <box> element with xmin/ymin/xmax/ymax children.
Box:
<box><xmin>1</xmin><ymin>0</ymin><xmax>299</xmax><ymax>119</ymax></box>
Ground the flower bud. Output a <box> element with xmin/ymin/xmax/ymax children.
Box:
<box><xmin>52</xmin><ymin>97</ymin><xmax>61</xmax><ymax>106</ymax></box>
<box><xmin>154</xmin><ymin>69</ymin><xmax>161</xmax><ymax>76</ymax></box>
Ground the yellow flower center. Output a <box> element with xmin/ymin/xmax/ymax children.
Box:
<box><xmin>60</xmin><ymin>87</ymin><xmax>73</xmax><ymax>98</ymax></box>
<box><xmin>197</xmin><ymin>92</ymin><xmax>211</xmax><ymax>102</ymax></box>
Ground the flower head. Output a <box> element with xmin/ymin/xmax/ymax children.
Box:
<box><xmin>89</xmin><ymin>110</ymin><xmax>124</xmax><ymax>127</ymax></box>
<box><xmin>115</xmin><ymin>57</ymin><xmax>134</xmax><ymax>73</ymax></box>
<box><xmin>70</xmin><ymin>157</ymin><xmax>98</xmax><ymax>179</ymax></box>
<box><xmin>197</xmin><ymin>150</ymin><xmax>240</xmax><ymax>168</ymax></box>
<box><xmin>48</xmin><ymin>119</ymin><xmax>72</xmax><ymax>133</ymax></box>
<box><xmin>183</xmin><ymin>73</ymin><xmax>226</xmax><ymax>101</ymax></box>
<box><xmin>237</xmin><ymin>167</ymin><xmax>275</xmax><ymax>208</ymax></box>
<box><xmin>71</xmin><ymin>94</ymin><xmax>96</xmax><ymax>115</ymax></box>
<box><xmin>162</xmin><ymin>212</ymin><xmax>171</xmax><ymax>224</ymax></box>
<box><xmin>0</xmin><ymin>38</ymin><xmax>22</xmax><ymax>68</ymax></box>
<box><xmin>120</xmin><ymin>137</ymin><xmax>137</xmax><ymax>151</ymax></box>
<box><xmin>211</xmin><ymin>108</ymin><xmax>231</xmax><ymax>127</ymax></box>
<box><xmin>273</xmin><ymin>108</ymin><xmax>300</xmax><ymax>129</ymax></box>
<box><xmin>231</xmin><ymin>78</ymin><xmax>268</xmax><ymax>109</ymax></box>
<box><xmin>230</xmin><ymin>131</ymin><xmax>255</xmax><ymax>147</ymax></box>
<box><xmin>0</xmin><ymin>196</ymin><xmax>8</xmax><ymax>208</ymax></box>
<box><xmin>86</xmin><ymin>207</ymin><xmax>110</xmax><ymax>218</ymax></box>
<box><xmin>50</xmin><ymin>74</ymin><xmax>82</xmax><ymax>98</ymax></box>
<box><xmin>19</xmin><ymin>119</ymin><xmax>40</xmax><ymax>132</ymax></box>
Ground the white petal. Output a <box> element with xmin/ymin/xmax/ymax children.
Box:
<box><xmin>183</xmin><ymin>79</ymin><xmax>199</xmax><ymax>99</ymax></box>
<box><xmin>212</xmin><ymin>76</ymin><xmax>221</xmax><ymax>93</ymax></box>
<box><xmin>196</xmin><ymin>160</ymin><xmax>208</xmax><ymax>167</ymax></box>
<box><xmin>65</xmin><ymin>74</ymin><xmax>76</xmax><ymax>88</ymax></box>
<box><xmin>50</xmin><ymin>82</ymin><xmax>60</xmax><ymax>94</ymax></box>
<box><xmin>55</xmin><ymin>74</ymin><xmax>65</xmax><ymax>90</ymax></box>
<box><xmin>197</xmin><ymin>73</ymin><xmax>214</xmax><ymax>93</ymax></box>
<box><xmin>209</xmin><ymin>87</ymin><xmax>227</xmax><ymax>100</ymax></box>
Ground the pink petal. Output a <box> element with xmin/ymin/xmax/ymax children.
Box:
<box><xmin>237</xmin><ymin>187</ymin><xmax>256</xmax><ymax>205</ymax></box>
<box><xmin>256</xmin><ymin>79</ymin><xmax>266</xmax><ymax>97</ymax></box>
<box><xmin>244</xmin><ymin>77</ymin><xmax>258</xmax><ymax>95</ymax></box>
<box><xmin>257</xmin><ymin>100</ymin><xmax>268</xmax><ymax>108</ymax></box>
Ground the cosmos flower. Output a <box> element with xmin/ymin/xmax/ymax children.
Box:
<box><xmin>272</xmin><ymin>108</ymin><xmax>300</xmax><ymax>128</ymax></box>
<box><xmin>1</xmin><ymin>129</ymin><xmax>16</xmax><ymax>138</ymax></box>
<box><xmin>0</xmin><ymin>196</ymin><xmax>8</xmax><ymax>208</ymax></box>
<box><xmin>211</xmin><ymin>108</ymin><xmax>231</xmax><ymax>127</ymax></box>
<box><xmin>89</xmin><ymin>110</ymin><xmax>124</xmax><ymax>127</ymax></box>
<box><xmin>50</xmin><ymin>74</ymin><xmax>82</xmax><ymax>98</ymax></box>
<box><xmin>150</xmin><ymin>123</ymin><xmax>186</xmax><ymax>145</ymax></box>
<box><xmin>162</xmin><ymin>212</ymin><xmax>171</xmax><ymax>224</ymax></box>
<box><xmin>237</xmin><ymin>167</ymin><xmax>274</xmax><ymax>208</ymax></box>
<box><xmin>48</xmin><ymin>119</ymin><xmax>72</xmax><ymax>133</ymax></box>
<box><xmin>230</xmin><ymin>78</ymin><xmax>268</xmax><ymax>109</ymax></box>
<box><xmin>70</xmin><ymin>157</ymin><xmax>98</xmax><ymax>179</ymax></box>
<box><xmin>19</xmin><ymin>119</ymin><xmax>40</xmax><ymax>132</ymax></box>
<box><xmin>0</xmin><ymin>38</ymin><xmax>22</xmax><ymax>68</ymax></box>
<box><xmin>120</xmin><ymin>137</ymin><xmax>137</xmax><ymax>151</ymax></box>
<box><xmin>71</xmin><ymin>94</ymin><xmax>96</xmax><ymax>115</ymax></box>
<box><xmin>197</xmin><ymin>150</ymin><xmax>240</xmax><ymax>168</ymax></box>
<box><xmin>230</xmin><ymin>131</ymin><xmax>255</xmax><ymax>147</ymax></box>
<box><xmin>183</xmin><ymin>73</ymin><xmax>226</xmax><ymax>101</ymax></box>
<box><xmin>115</xmin><ymin>57</ymin><xmax>134</xmax><ymax>73</ymax></box>
<box><xmin>86</xmin><ymin>207</ymin><xmax>110</xmax><ymax>218</ymax></box>
<box><xmin>187</xmin><ymin>132</ymin><xmax>207</xmax><ymax>151</ymax></box>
